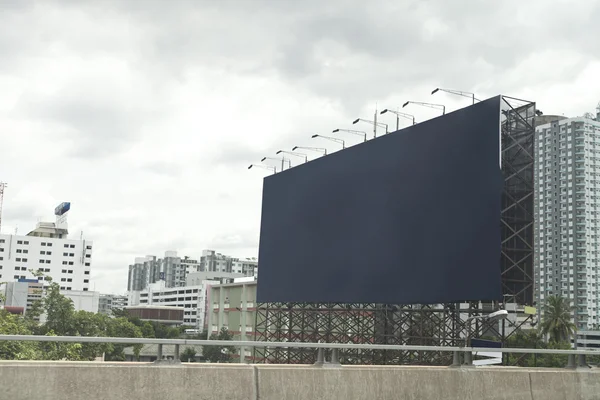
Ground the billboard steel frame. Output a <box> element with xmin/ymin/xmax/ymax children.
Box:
<box><xmin>254</xmin><ymin>96</ymin><xmax>536</xmax><ymax>365</ymax></box>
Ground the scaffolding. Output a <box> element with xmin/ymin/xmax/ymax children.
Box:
<box><xmin>254</xmin><ymin>96</ymin><xmax>536</xmax><ymax>365</ymax></box>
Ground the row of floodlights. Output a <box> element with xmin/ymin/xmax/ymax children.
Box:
<box><xmin>248</xmin><ymin>88</ymin><xmax>480</xmax><ymax>174</ymax></box>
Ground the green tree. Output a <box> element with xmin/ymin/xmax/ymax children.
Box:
<box><xmin>180</xmin><ymin>347</ymin><xmax>197</xmax><ymax>362</ymax></box>
<box><xmin>0</xmin><ymin>310</ymin><xmax>39</xmax><ymax>360</ymax></box>
<box><xmin>203</xmin><ymin>328</ymin><xmax>236</xmax><ymax>363</ymax></box>
<box><xmin>104</xmin><ymin>317</ymin><xmax>143</xmax><ymax>361</ymax></box>
<box><xmin>541</xmin><ymin>295</ymin><xmax>577</xmax><ymax>343</ymax></box>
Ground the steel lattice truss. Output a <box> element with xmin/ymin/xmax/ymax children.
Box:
<box><xmin>500</xmin><ymin>97</ymin><xmax>536</xmax><ymax>306</ymax></box>
<box><xmin>255</xmin><ymin>96</ymin><xmax>537</xmax><ymax>365</ymax></box>
<box><xmin>254</xmin><ymin>302</ymin><xmax>531</xmax><ymax>365</ymax></box>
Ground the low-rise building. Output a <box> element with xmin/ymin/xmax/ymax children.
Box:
<box><xmin>98</xmin><ymin>294</ymin><xmax>128</xmax><ymax>315</ymax></box>
<box><xmin>124</xmin><ymin>305</ymin><xmax>184</xmax><ymax>326</ymax></box>
<box><xmin>206</xmin><ymin>280</ymin><xmax>257</xmax><ymax>361</ymax></box>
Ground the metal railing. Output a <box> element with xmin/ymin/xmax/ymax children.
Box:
<box><xmin>0</xmin><ymin>334</ymin><xmax>598</xmax><ymax>368</ymax></box>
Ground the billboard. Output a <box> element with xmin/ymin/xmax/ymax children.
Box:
<box><xmin>257</xmin><ymin>96</ymin><xmax>503</xmax><ymax>304</ymax></box>
<box><xmin>54</xmin><ymin>202</ymin><xmax>71</xmax><ymax>216</ymax></box>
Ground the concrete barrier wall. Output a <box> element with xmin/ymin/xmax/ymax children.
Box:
<box><xmin>0</xmin><ymin>362</ymin><xmax>598</xmax><ymax>400</ymax></box>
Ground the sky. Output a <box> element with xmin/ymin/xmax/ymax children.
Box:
<box><xmin>1</xmin><ymin>0</ymin><xmax>600</xmax><ymax>294</ymax></box>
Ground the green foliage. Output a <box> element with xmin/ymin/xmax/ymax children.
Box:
<box><xmin>505</xmin><ymin>329</ymin><xmax>575</xmax><ymax>368</ymax></box>
<box><xmin>0</xmin><ymin>310</ymin><xmax>39</xmax><ymax>360</ymax></box>
<box><xmin>541</xmin><ymin>295</ymin><xmax>577</xmax><ymax>343</ymax></box>
<box><xmin>180</xmin><ymin>347</ymin><xmax>197</xmax><ymax>362</ymax></box>
<box><xmin>0</xmin><ymin>276</ymin><xmax>149</xmax><ymax>361</ymax></box>
<box><xmin>151</xmin><ymin>321</ymin><xmax>181</xmax><ymax>339</ymax></box>
<box><xmin>203</xmin><ymin>327</ymin><xmax>236</xmax><ymax>363</ymax></box>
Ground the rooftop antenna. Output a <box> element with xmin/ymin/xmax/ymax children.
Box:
<box><xmin>0</xmin><ymin>182</ymin><xmax>6</xmax><ymax>234</ymax></box>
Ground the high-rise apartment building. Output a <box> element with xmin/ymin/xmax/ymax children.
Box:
<box><xmin>534</xmin><ymin>115</ymin><xmax>600</xmax><ymax>330</ymax></box>
<box><xmin>0</xmin><ymin>206</ymin><xmax>92</xmax><ymax>292</ymax></box>
<box><xmin>127</xmin><ymin>249</ymin><xmax>257</xmax><ymax>292</ymax></box>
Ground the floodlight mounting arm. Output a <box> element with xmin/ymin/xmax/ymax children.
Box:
<box><xmin>292</xmin><ymin>146</ymin><xmax>327</xmax><ymax>156</ymax></box>
<box><xmin>247</xmin><ymin>164</ymin><xmax>276</xmax><ymax>174</ymax></box>
<box><xmin>380</xmin><ymin>109</ymin><xmax>416</xmax><ymax>127</ymax></box>
<box><xmin>333</xmin><ymin>128</ymin><xmax>367</xmax><ymax>142</ymax></box>
<box><xmin>262</xmin><ymin>156</ymin><xmax>291</xmax><ymax>170</ymax></box>
<box><xmin>403</xmin><ymin>101</ymin><xmax>446</xmax><ymax>115</ymax></box>
<box><xmin>312</xmin><ymin>134</ymin><xmax>345</xmax><ymax>149</ymax></box>
<box><xmin>277</xmin><ymin>150</ymin><xmax>307</xmax><ymax>163</ymax></box>
<box><xmin>432</xmin><ymin>88</ymin><xmax>480</xmax><ymax>104</ymax></box>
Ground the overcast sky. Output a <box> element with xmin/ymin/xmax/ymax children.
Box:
<box><xmin>1</xmin><ymin>0</ymin><xmax>599</xmax><ymax>294</ymax></box>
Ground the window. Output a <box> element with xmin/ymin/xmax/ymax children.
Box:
<box><xmin>84</xmin><ymin>271</ymin><xmax>90</xmax><ymax>275</ymax></box>
<box><xmin>86</xmin><ymin>246</ymin><xmax>92</xmax><ymax>250</ymax></box>
<box><xmin>69</xmin><ymin>253</ymin><xmax>74</xmax><ymax>257</ymax></box>
<box><xmin>22</xmin><ymin>258</ymin><xmax>27</xmax><ymax>262</ymax></box>
<box><xmin>70</xmin><ymin>245</ymin><xmax>75</xmax><ymax>249</ymax></box>
<box><xmin>45</xmin><ymin>260</ymin><xmax>50</xmax><ymax>264</ymax></box>
<box><xmin>63</xmin><ymin>252</ymin><xmax>68</xmax><ymax>256</ymax></box>
<box><xmin>17</xmin><ymin>240</ymin><xmax>22</xmax><ymax>244</ymax></box>
<box><xmin>41</xmin><ymin>242</ymin><xmax>47</xmax><ymax>246</ymax></box>
<box><xmin>67</xmin><ymin>278</ymin><xmax>72</xmax><ymax>282</ymax></box>
<box><xmin>16</xmin><ymin>258</ymin><xmax>21</xmax><ymax>262</ymax></box>
<box><xmin>68</xmin><ymin>261</ymin><xmax>73</xmax><ymax>265</ymax></box>
<box><xmin>83</xmin><ymin>288</ymin><xmax>88</xmax><ymax>291</ymax></box>
<box><xmin>0</xmin><ymin>239</ymin><xmax>4</xmax><ymax>243</ymax></box>
<box><xmin>47</xmin><ymin>243</ymin><xmax>52</xmax><ymax>247</ymax></box>
<box><xmin>39</xmin><ymin>259</ymin><xmax>44</xmax><ymax>264</ymax></box>
<box><xmin>61</xmin><ymin>269</ymin><xmax>67</xmax><ymax>273</ymax></box>
<box><xmin>62</xmin><ymin>261</ymin><xmax>67</xmax><ymax>265</ymax></box>
<box><xmin>66</xmin><ymin>287</ymin><xmax>71</xmax><ymax>290</ymax></box>
<box><xmin>24</xmin><ymin>241</ymin><xmax>28</xmax><ymax>245</ymax></box>
<box><xmin>64</xmin><ymin>244</ymin><xmax>69</xmax><ymax>248</ymax></box>
<box><xmin>60</xmin><ymin>286</ymin><xmax>65</xmax><ymax>290</ymax></box>
<box><xmin>16</xmin><ymin>249</ymin><xmax>22</xmax><ymax>253</ymax></box>
<box><xmin>85</xmin><ymin>263</ymin><xmax>90</xmax><ymax>267</ymax></box>
<box><xmin>23</xmin><ymin>249</ymin><xmax>28</xmax><ymax>254</ymax></box>
<box><xmin>0</xmin><ymin>248</ymin><xmax>4</xmax><ymax>252</ymax></box>
<box><xmin>67</xmin><ymin>270</ymin><xmax>73</xmax><ymax>273</ymax></box>
<box><xmin>61</xmin><ymin>278</ymin><xmax>66</xmax><ymax>282</ymax></box>
<box><xmin>40</xmin><ymin>251</ymin><xmax>45</xmax><ymax>255</ymax></box>
<box><xmin>85</xmin><ymin>254</ymin><xmax>91</xmax><ymax>258</ymax></box>
<box><xmin>46</xmin><ymin>251</ymin><xmax>51</xmax><ymax>255</ymax></box>
<box><xmin>84</xmin><ymin>279</ymin><xmax>89</xmax><ymax>283</ymax></box>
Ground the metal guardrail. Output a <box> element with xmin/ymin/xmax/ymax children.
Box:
<box><xmin>0</xmin><ymin>334</ymin><xmax>598</xmax><ymax>368</ymax></box>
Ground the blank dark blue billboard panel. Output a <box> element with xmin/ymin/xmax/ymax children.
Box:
<box><xmin>257</xmin><ymin>96</ymin><xmax>503</xmax><ymax>304</ymax></box>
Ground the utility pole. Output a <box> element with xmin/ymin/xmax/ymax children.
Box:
<box><xmin>0</xmin><ymin>182</ymin><xmax>7</xmax><ymax>234</ymax></box>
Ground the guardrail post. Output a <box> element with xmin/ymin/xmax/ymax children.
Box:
<box><xmin>174</xmin><ymin>344</ymin><xmax>180</xmax><ymax>361</ymax></box>
<box><xmin>566</xmin><ymin>354</ymin><xmax>576</xmax><ymax>369</ymax></box>
<box><xmin>577</xmin><ymin>354</ymin><xmax>590</xmax><ymax>369</ymax></box>
<box><xmin>313</xmin><ymin>348</ymin><xmax>325</xmax><ymax>366</ymax></box>
<box><xmin>450</xmin><ymin>351</ymin><xmax>463</xmax><ymax>367</ymax></box>
<box><xmin>330</xmin><ymin>348</ymin><xmax>340</xmax><ymax>366</ymax></box>
<box><xmin>157</xmin><ymin>344</ymin><xmax>163</xmax><ymax>361</ymax></box>
<box><xmin>463</xmin><ymin>351</ymin><xmax>473</xmax><ymax>366</ymax></box>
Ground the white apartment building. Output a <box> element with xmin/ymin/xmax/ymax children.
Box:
<box><xmin>0</xmin><ymin>214</ymin><xmax>93</xmax><ymax>292</ymax></box>
<box><xmin>127</xmin><ymin>250</ymin><xmax>258</xmax><ymax>292</ymax></box>
<box><xmin>1</xmin><ymin>280</ymin><xmax>99</xmax><ymax>317</ymax></box>
<box><xmin>128</xmin><ymin>279</ymin><xmax>217</xmax><ymax>329</ymax></box>
<box><xmin>534</xmin><ymin>115</ymin><xmax>600</xmax><ymax>330</ymax></box>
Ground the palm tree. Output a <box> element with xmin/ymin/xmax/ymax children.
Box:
<box><xmin>541</xmin><ymin>295</ymin><xmax>576</xmax><ymax>343</ymax></box>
